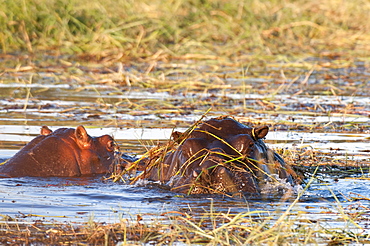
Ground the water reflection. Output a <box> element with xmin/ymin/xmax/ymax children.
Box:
<box><xmin>0</xmin><ymin>177</ymin><xmax>176</xmax><ymax>223</ymax></box>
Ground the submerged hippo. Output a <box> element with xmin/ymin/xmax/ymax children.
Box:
<box><xmin>0</xmin><ymin>126</ymin><xmax>118</xmax><ymax>177</ymax></box>
<box><xmin>140</xmin><ymin>117</ymin><xmax>297</xmax><ymax>195</ymax></box>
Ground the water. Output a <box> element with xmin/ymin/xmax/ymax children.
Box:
<box><xmin>0</xmin><ymin>56</ymin><xmax>369</xmax><ymax>240</ymax></box>
<box><xmin>1</xmin><ymin>173</ymin><xmax>369</xmax><ymax>236</ymax></box>
<box><xmin>0</xmin><ymin>177</ymin><xmax>176</xmax><ymax>224</ymax></box>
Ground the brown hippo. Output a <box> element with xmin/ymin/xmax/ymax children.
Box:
<box><xmin>139</xmin><ymin>117</ymin><xmax>297</xmax><ymax>195</ymax></box>
<box><xmin>0</xmin><ymin>126</ymin><xmax>118</xmax><ymax>177</ymax></box>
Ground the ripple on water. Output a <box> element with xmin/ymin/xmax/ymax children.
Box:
<box><xmin>0</xmin><ymin>177</ymin><xmax>180</xmax><ymax>223</ymax></box>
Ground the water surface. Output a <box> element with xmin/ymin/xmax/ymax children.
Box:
<box><xmin>0</xmin><ymin>57</ymin><xmax>369</xmax><ymax>239</ymax></box>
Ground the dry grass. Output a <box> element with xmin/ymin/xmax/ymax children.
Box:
<box><xmin>1</xmin><ymin>0</ymin><xmax>370</xmax><ymax>60</ymax></box>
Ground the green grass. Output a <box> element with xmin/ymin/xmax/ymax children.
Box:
<box><xmin>1</xmin><ymin>0</ymin><xmax>370</xmax><ymax>59</ymax></box>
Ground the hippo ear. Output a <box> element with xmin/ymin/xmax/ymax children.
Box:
<box><xmin>252</xmin><ymin>126</ymin><xmax>269</xmax><ymax>140</ymax></box>
<box><xmin>75</xmin><ymin>125</ymin><xmax>91</xmax><ymax>148</ymax></box>
<box><xmin>171</xmin><ymin>131</ymin><xmax>184</xmax><ymax>144</ymax></box>
<box><xmin>106</xmin><ymin>138</ymin><xmax>116</xmax><ymax>152</ymax></box>
<box><xmin>40</xmin><ymin>126</ymin><xmax>52</xmax><ymax>135</ymax></box>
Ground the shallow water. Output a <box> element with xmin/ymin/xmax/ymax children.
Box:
<box><xmin>0</xmin><ymin>172</ymin><xmax>369</xmax><ymax>236</ymax></box>
<box><xmin>0</xmin><ymin>57</ymin><xmax>369</xmax><ymax>239</ymax></box>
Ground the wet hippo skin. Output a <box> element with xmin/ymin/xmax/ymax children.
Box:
<box><xmin>0</xmin><ymin>126</ymin><xmax>117</xmax><ymax>177</ymax></box>
<box><xmin>142</xmin><ymin>117</ymin><xmax>297</xmax><ymax>195</ymax></box>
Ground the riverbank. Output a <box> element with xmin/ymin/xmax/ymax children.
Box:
<box><xmin>1</xmin><ymin>0</ymin><xmax>370</xmax><ymax>61</ymax></box>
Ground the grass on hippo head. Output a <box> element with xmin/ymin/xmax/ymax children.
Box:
<box><xmin>107</xmin><ymin>110</ymin><xmax>210</xmax><ymax>183</ymax></box>
<box><xmin>108</xmin><ymin>114</ymin><xmax>297</xmax><ymax>196</ymax></box>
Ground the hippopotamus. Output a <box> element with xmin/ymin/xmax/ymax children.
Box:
<box><xmin>139</xmin><ymin>117</ymin><xmax>297</xmax><ymax>195</ymax></box>
<box><xmin>0</xmin><ymin>125</ymin><xmax>118</xmax><ymax>177</ymax></box>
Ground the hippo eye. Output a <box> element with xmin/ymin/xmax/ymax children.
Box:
<box><xmin>248</xmin><ymin>142</ymin><xmax>255</xmax><ymax>153</ymax></box>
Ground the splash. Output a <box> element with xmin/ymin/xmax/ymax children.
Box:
<box><xmin>260</xmin><ymin>174</ymin><xmax>303</xmax><ymax>196</ymax></box>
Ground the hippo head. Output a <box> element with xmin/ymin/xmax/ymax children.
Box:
<box><xmin>0</xmin><ymin>125</ymin><xmax>118</xmax><ymax>177</ymax></box>
<box><xmin>170</xmin><ymin>125</ymin><xmax>270</xmax><ymax>194</ymax></box>
<box><xmin>145</xmin><ymin>117</ymin><xmax>296</xmax><ymax>195</ymax></box>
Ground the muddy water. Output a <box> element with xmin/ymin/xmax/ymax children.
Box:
<box><xmin>0</xmin><ymin>57</ymin><xmax>369</xmax><ymax>235</ymax></box>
